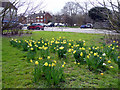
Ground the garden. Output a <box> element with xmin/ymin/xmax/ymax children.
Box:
<box><xmin>2</xmin><ymin>31</ymin><xmax>120</xmax><ymax>88</ymax></box>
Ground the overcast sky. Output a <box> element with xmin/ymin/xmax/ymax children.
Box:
<box><xmin>9</xmin><ymin>0</ymin><xmax>118</xmax><ymax>15</ymax></box>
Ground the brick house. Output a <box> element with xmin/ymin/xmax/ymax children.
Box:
<box><xmin>26</xmin><ymin>11</ymin><xmax>52</xmax><ymax>24</ymax></box>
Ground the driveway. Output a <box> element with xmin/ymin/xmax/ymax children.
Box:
<box><xmin>22</xmin><ymin>27</ymin><xmax>119</xmax><ymax>35</ymax></box>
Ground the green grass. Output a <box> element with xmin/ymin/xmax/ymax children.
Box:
<box><xmin>2</xmin><ymin>31</ymin><xmax>118</xmax><ymax>88</ymax></box>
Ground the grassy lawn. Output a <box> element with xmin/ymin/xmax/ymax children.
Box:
<box><xmin>2</xmin><ymin>31</ymin><xmax>118</xmax><ymax>88</ymax></box>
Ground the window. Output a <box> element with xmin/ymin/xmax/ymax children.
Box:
<box><xmin>41</xmin><ymin>16</ymin><xmax>43</xmax><ymax>18</ymax></box>
<box><xmin>37</xmin><ymin>20</ymin><xmax>39</xmax><ymax>22</ymax></box>
<box><xmin>41</xmin><ymin>19</ymin><xmax>43</xmax><ymax>22</ymax></box>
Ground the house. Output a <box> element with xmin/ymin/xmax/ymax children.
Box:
<box><xmin>26</xmin><ymin>11</ymin><xmax>52</xmax><ymax>24</ymax></box>
<box><xmin>1</xmin><ymin>0</ymin><xmax>18</xmax><ymax>23</ymax></box>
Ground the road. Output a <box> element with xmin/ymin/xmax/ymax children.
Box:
<box><xmin>22</xmin><ymin>27</ymin><xmax>119</xmax><ymax>35</ymax></box>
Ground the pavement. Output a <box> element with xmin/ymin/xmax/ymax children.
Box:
<box><xmin>22</xmin><ymin>27</ymin><xmax>120</xmax><ymax>35</ymax></box>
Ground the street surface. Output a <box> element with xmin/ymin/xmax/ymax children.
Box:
<box><xmin>22</xmin><ymin>27</ymin><xmax>119</xmax><ymax>35</ymax></box>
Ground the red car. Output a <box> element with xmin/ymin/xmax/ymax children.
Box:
<box><xmin>27</xmin><ymin>24</ymin><xmax>44</xmax><ymax>30</ymax></box>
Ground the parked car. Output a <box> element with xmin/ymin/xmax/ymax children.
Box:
<box><xmin>80</xmin><ymin>23</ymin><xmax>93</xmax><ymax>28</ymax></box>
<box><xmin>27</xmin><ymin>23</ymin><xmax>44</xmax><ymax>30</ymax></box>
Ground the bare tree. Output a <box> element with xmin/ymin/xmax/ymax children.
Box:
<box><xmin>88</xmin><ymin>0</ymin><xmax>120</xmax><ymax>33</ymax></box>
<box><xmin>0</xmin><ymin>0</ymin><xmax>44</xmax><ymax>33</ymax></box>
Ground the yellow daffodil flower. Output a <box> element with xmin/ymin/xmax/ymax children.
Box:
<box><xmin>87</xmin><ymin>55</ymin><xmax>89</xmax><ymax>59</ymax></box>
<box><xmin>83</xmin><ymin>43</ymin><xmax>85</xmax><ymax>46</ymax></box>
<box><xmin>113</xmin><ymin>40</ymin><xmax>115</xmax><ymax>43</ymax></box>
<box><xmin>73</xmin><ymin>50</ymin><xmax>76</xmax><ymax>54</ymax></box>
<box><xmin>44</xmin><ymin>43</ymin><xmax>47</xmax><ymax>45</ymax></box>
<box><xmin>112</xmin><ymin>47</ymin><xmax>115</xmax><ymax>50</ymax></box>
<box><xmin>64</xmin><ymin>62</ymin><xmax>66</xmax><ymax>65</ymax></box>
<box><xmin>31</xmin><ymin>48</ymin><xmax>34</xmax><ymax>50</ymax></box>
<box><xmin>52</xmin><ymin>63</ymin><xmax>56</xmax><ymax>67</ymax></box>
<box><xmin>38</xmin><ymin>47</ymin><xmax>42</xmax><ymax>49</ymax></box>
<box><xmin>69</xmin><ymin>43</ymin><xmax>71</xmax><ymax>46</ymax></box>
<box><xmin>101</xmin><ymin>73</ymin><xmax>103</xmax><ymax>75</ymax></box>
<box><xmin>118</xmin><ymin>56</ymin><xmax>120</xmax><ymax>58</ymax></box>
<box><xmin>90</xmin><ymin>51</ymin><xmax>93</xmax><ymax>54</ymax></box>
<box><xmin>44</xmin><ymin>62</ymin><xmax>48</xmax><ymax>66</ymax></box>
<box><xmin>59</xmin><ymin>46</ymin><xmax>64</xmax><ymax>50</ymax></box>
<box><xmin>78</xmin><ymin>63</ymin><xmax>80</xmax><ymax>65</ymax></box>
<box><xmin>53</xmin><ymin>60</ymin><xmax>56</xmax><ymax>63</ymax></box>
<box><xmin>108</xmin><ymin>60</ymin><xmax>111</xmax><ymax>63</ymax></box>
<box><xmin>74</xmin><ymin>62</ymin><xmax>76</xmax><ymax>64</ymax></box>
<box><xmin>49</xmin><ymin>64</ymin><xmax>51</xmax><ymax>67</ymax></box>
<box><xmin>110</xmin><ymin>66</ymin><xmax>113</xmax><ymax>68</ymax></box>
<box><xmin>62</xmin><ymin>64</ymin><xmax>64</xmax><ymax>67</ymax></box>
<box><xmin>35</xmin><ymin>61</ymin><xmax>39</xmax><ymax>65</ymax></box>
<box><xmin>94</xmin><ymin>53</ymin><xmax>97</xmax><ymax>56</ymax></box>
<box><xmin>39</xmin><ymin>57</ymin><xmax>42</xmax><ymax>60</ymax></box>
<box><xmin>30</xmin><ymin>59</ymin><xmax>33</xmax><ymax>63</ymax></box>
<box><xmin>80</xmin><ymin>52</ymin><xmax>83</xmax><ymax>56</ymax></box>
<box><xmin>47</xmin><ymin>56</ymin><xmax>50</xmax><ymax>59</ymax></box>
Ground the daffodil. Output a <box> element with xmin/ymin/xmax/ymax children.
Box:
<box><xmin>44</xmin><ymin>62</ymin><xmax>48</xmax><ymax>66</ymax></box>
<box><xmin>44</xmin><ymin>47</ymin><xmax>48</xmax><ymax>50</ymax></box>
<box><xmin>102</xmin><ymin>53</ymin><xmax>106</xmax><ymax>56</ymax></box>
<box><xmin>73</xmin><ymin>50</ymin><xmax>76</xmax><ymax>54</ymax></box>
<box><xmin>101</xmin><ymin>73</ymin><xmax>103</xmax><ymax>75</ymax></box>
<box><xmin>53</xmin><ymin>60</ymin><xmax>56</xmax><ymax>63</ymax></box>
<box><xmin>30</xmin><ymin>59</ymin><xmax>33</xmax><ymax>63</ymax></box>
<box><xmin>90</xmin><ymin>51</ymin><xmax>93</xmax><ymax>54</ymax></box>
<box><xmin>108</xmin><ymin>60</ymin><xmax>111</xmax><ymax>63</ymax></box>
<box><xmin>87</xmin><ymin>55</ymin><xmax>89</xmax><ymax>58</ymax></box>
<box><xmin>89</xmin><ymin>48</ymin><xmax>91</xmax><ymax>50</ymax></box>
<box><xmin>59</xmin><ymin>46</ymin><xmax>64</xmax><ymax>50</ymax></box>
<box><xmin>103</xmin><ymin>63</ymin><xmax>106</xmax><ymax>65</ymax></box>
<box><xmin>83</xmin><ymin>43</ymin><xmax>85</xmax><ymax>46</ymax></box>
<box><xmin>82</xmin><ymin>47</ymin><xmax>85</xmax><ymax>50</ymax></box>
<box><xmin>35</xmin><ymin>61</ymin><xmax>39</xmax><ymax>65</ymax></box>
<box><xmin>64</xmin><ymin>62</ymin><xmax>66</xmax><ymax>64</ymax></box>
<box><xmin>44</xmin><ymin>43</ymin><xmax>47</xmax><ymax>45</ymax></box>
<box><xmin>62</xmin><ymin>64</ymin><xmax>64</xmax><ymax>67</ymax></box>
<box><xmin>47</xmin><ymin>56</ymin><xmax>50</xmax><ymax>59</ymax></box>
<box><xmin>68</xmin><ymin>49</ymin><xmax>72</xmax><ymax>53</ymax></box>
<box><xmin>31</xmin><ymin>48</ymin><xmax>34</xmax><ymax>50</ymax></box>
<box><xmin>94</xmin><ymin>53</ymin><xmax>97</xmax><ymax>56</ymax></box>
<box><xmin>38</xmin><ymin>42</ymin><xmax>40</xmax><ymax>44</ymax></box>
<box><xmin>19</xmin><ymin>41</ymin><xmax>21</xmax><ymax>43</ymax></box>
<box><xmin>112</xmin><ymin>47</ymin><xmax>115</xmax><ymax>50</ymax></box>
<box><xmin>116</xmin><ymin>41</ymin><xmax>118</xmax><ymax>43</ymax></box>
<box><xmin>69</xmin><ymin>43</ymin><xmax>71</xmax><ymax>46</ymax></box>
<box><xmin>113</xmin><ymin>40</ymin><xmax>115</xmax><ymax>43</ymax></box>
<box><xmin>110</xmin><ymin>66</ymin><xmax>113</xmax><ymax>68</ymax></box>
<box><xmin>39</xmin><ymin>57</ymin><xmax>42</xmax><ymax>60</ymax></box>
<box><xmin>118</xmin><ymin>56</ymin><xmax>120</xmax><ymax>58</ymax></box>
<box><xmin>52</xmin><ymin>63</ymin><xmax>56</xmax><ymax>67</ymax></box>
<box><xmin>78</xmin><ymin>63</ymin><xmax>80</xmax><ymax>65</ymax></box>
<box><xmin>116</xmin><ymin>45</ymin><xmax>118</xmax><ymax>48</ymax></box>
<box><xmin>38</xmin><ymin>47</ymin><xmax>42</xmax><ymax>49</ymax></box>
<box><xmin>74</xmin><ymin>62</ymin><xmax>76</xmax><ymax>64</ymax></box>
<box><xmin>100</xmin><ymin>57</ymin><xmax>102</xmax><ymax>59</ymax></box>
<box><xmin>49</xmin><ymin>64</ymin><xmax>51</xmax><ymax>67</ymax></box>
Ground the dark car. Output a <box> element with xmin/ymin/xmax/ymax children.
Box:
<box><xmin>80</xmin><ymin>23</ymin><xmax>93</xmax><ymax>28</ymax></box>
<box><xmin>27</xmin><ymin>24</ymin><xmax>44</xmax><ymax>30</ymax></box>
<box><xmin>80</xmin><ymin>25</ymin><xmax>87</xmax><ymax>28</ymax></box>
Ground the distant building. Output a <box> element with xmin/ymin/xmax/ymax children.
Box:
<box><xmin>18</xmin><ymin>15</ymin><xmax>27</xmax><ymax>24</ymax></box>
<box><xmin>26</xmin><ymin>11</ymin><xmax>52</xmax><ymax>24</ymax></box>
